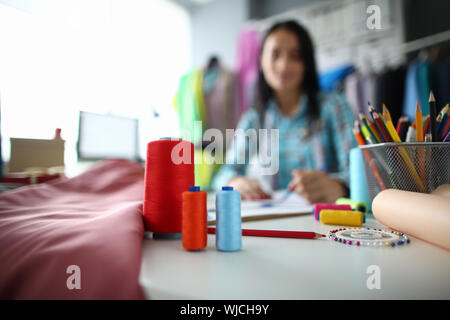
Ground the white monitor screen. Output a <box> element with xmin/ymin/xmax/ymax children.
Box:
<box><xmin>77</xmin><ymin>111</ymin><xmax>139</xmax><ymax>161</ymax></box>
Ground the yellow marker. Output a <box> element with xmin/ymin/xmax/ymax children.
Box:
<box><xmin>336</xmin><ymin>198</ymin><xmax>368</xmax><ymax>214</ymax></box>
<box><xmin>320</xmin><ymin>210</ymin><xmax>363</xmax><ymax>227</ymax></box>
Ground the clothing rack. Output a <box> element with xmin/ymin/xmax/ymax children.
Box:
<box><xmin>398</xmin><ymin>29</ymin><xmax>450</xmax><ymax>54</ymax></box>
<box><xmin>363</xmin><ymin>29</ymin><xmax>450</xmax><ymax>71</ymax></box>
<box><xmin>367</xmin><ymin>29</ymin><xmax>450</xmax><ymax>58</ymax></box>
<box><xmin>246</xmin><ymin>0</ymin><xmax>450</xmax><ymax>72</ymax></box>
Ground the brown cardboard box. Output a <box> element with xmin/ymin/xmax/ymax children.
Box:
<box><xmin>8</xmin><ymin>137</ymin><xmax>65</xmax><ymax>173</ymax></box>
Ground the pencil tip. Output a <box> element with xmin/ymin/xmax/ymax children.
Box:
<box><xmin>429</xmin><ymin>91</ymin><xmax>435</xmax><ymax>102</ymax></box>
<box><xmin>416</xmin><ymin>101</ymin><xmax>421</xmax><ymax>112</ymax></box>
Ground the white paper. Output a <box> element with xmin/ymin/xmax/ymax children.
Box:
<box><xmin>207</xmin><ymin>190</ymin><xmax>313</xmax><ymax>222</ymax></box>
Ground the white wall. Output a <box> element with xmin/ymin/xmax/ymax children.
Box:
<box><xmin>190</xmin><ymin>0</ymin><xmax>249</xmax><ymax>69</ymax></box>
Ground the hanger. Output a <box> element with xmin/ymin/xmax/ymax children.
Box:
<box><xmin>418</xmin><ymin>48</ymin><xmax>428</xmax><ymax>61</ymax></box>
<box><xmin>206</xmin><ymin>56</ymin><xmax>220</xmax><ymax>71</ymax></box>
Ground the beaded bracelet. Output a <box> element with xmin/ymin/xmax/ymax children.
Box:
<box><xmin>327</xmin><ymin>227</ymin><xmax>411</xmax><ymax>247</ymax></box>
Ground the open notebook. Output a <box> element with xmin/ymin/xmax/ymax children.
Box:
<box><xmin>207</xmin><ymin>190</ymin><xmax>313</xmax><ymax>225</ymax></box>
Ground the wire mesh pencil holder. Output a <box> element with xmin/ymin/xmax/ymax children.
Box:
<box><xmin>359</xmin><ymin>142</ymin><xmax>450</xmax><ymax>203</ymax></box>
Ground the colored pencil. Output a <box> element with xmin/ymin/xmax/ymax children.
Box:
<box><xmin>437</xmin><ymin>111</ymin><xmax>448</xmax><ymax>140</ymax></box>
<box><xmin>381</xmin><ymin>113</ymin><xmax>405</xmax><ymax>142</ymax></box>
<box><xmin>373</xmin><ymin>112</ymin><xmax>393</xmax><ymax>142</ymax></box>
<box><xmin>415</xmin><ymin>101</ymin><xmax>424</xmax><ymax>143</ymax></box>
<box><xmin>360</xmin><ymin>123</ymin><xmax>374</xmax><ymax>144</ymax></box>
<box><xmin>439</xmin><ymin>104</ymin><xmax>449</xmax><ymax>118</ymax></box>
<box><xmin>437</xmin><ymin>104</ymin><xmax>449</xmax><ymax>135</ymax></box>
<box><xmin>440</xmin><ymin>108</ymin><xmax>450</xmax><ymax>141</ymax></box>
<box><xmin>414</xmin><ymin>102</ymin><xmax>426</xmax><ymax>183</ymax></box>
<box><xmin>369</xmin><ymin>106</ymin><xmax>387</xmax><ymax>142</ymax></box>
<box><xmin>367</xmin><ymin>105</ymin><xmax>385</xmax><ymax>140</ymax></box>
<box><xmin>398</xmin><ymin>117</ymin><xmax>410</xmax><ymax>142</ymax></box>
<box><xmin>359</xmin><ymin>113</ymin><xmax>380</xmax><ymax>143</ymax></box>
<box><xmin>395</xmin><ymin>116</ymin><xmax>408</xmax><ymax>140</ymax></box>
<box><xmin>436</xmin><ymin>113</ymin><xmax>443</xmax><ymax>136</ymax></box>
<box><xmin>353</xmin><ymin>121</ymin><xmax>366</xmax><ymax>145</ymax></box>
<box><xmin>429</xmin><ymin>91</ymin><xmax>438</xmax><ymax>142</ymax></box>
<box><xmin>383</xmin><ymin>104</ymin><xmax>393</xmax><ymax>123</ymax></box>
<box><xmin>382</xmin><ymin>114</ymin><xmax>426</xmax><ymax>193</ymax></box>
<box><xmin>353</xmin><ymin>121</ymin><xmax>387</xmax><ymax>190</ymax></box>
<box><xmin>406</xmin><ymin>125</ymin><xmax>417</xmax><ymax>142</ymax></box>
<box><xmin>444</xmin><ymin>131</ymin><xmax>450</xmax><ymax>142</ymax></box>
<box><xmin>207</xmin><ymin>227</ymin><xmax>325</xmax><ymax>239</ymax></box>
<box><xmin>423</xmin><ymin>115</ymin><xmax>431</xmax><ymax>140</ymax></box>
<box><xmin>365</xmin><ymin>116</ymin><xmax>381</xmax><ymax>143</ymax></box>
<box><xmin>367</xmin><ymin>104</ymin><xmax>377</xmax><ymax>122</ymax></box>
<box><xmin>368</xmin><ymin>121</ymin><xmax>381</xmax><ymax>142</ymax></box>
<box><xmin>396</xmin><ymin>116</ymin><xmax>404</xmax><ymax>134</ymax></box>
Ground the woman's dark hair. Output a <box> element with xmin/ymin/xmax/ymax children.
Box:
<box><xmin>257</xmin><ymin>20</ymin><xmax>320</xmax><ymax>124</ymax></box>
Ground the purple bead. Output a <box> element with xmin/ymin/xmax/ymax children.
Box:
<box><xmin>334</xmin><ymin>237</ymin><xmax>338</xmax><ymax>241</ymax></box>
<box><xmin>356</xmin><ymin>241</ymin><xmax>360</xmax><ymax>246</ymax></box>
<box><xmin>348</xmin><ymin>241</ymin><xmax>352</xmax><ymax>245</ymax></box>
<box><xmin>343</xmin><ymin>240</ymin><xmax>347</xmax><ymax>244</ymax></box>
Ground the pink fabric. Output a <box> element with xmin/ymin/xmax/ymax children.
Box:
<box><xmin>235</xmin><ymin>26</ymin><xmax>262</xmax><ymax>114</ymax></box>
<box><xmin>0</xmin><ymin>159</ymin><xmax>146</xmax><ymax>299</ymax></box>
<box><xmin>204</xmin><ymin>67</ymin><xmax>235</xmax><ymax>135</ymax></box>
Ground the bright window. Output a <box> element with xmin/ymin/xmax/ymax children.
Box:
<box><xmin>0</xmin><ymin>0</ymin><xmax>190</xmax><ymax>173</ymax></box>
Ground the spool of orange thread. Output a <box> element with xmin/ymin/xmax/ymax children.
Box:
<box><xmin>182</xmin><ymin>186</ymin><xmax>207</xmax><ymax>250</ymax></box>
<box><xmin>143</xmin><ymin>138</ymin><xmax>194</xmax><ymax>237</ymax></box>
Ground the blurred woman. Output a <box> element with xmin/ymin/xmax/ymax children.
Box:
<box><xmin>213</xmin><ymin>20</ymin><xmax>356</xmax><ymax>203</ymax></box>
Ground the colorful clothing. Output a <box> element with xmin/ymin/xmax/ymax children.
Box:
<box><xmin>173</xmin><ymin>69</ymin><xmax>207</xmax><ymax>145</ymax></box>
<box><xmin>212</xmin><ymin>92</ymin><xmax>357</xmax><ymax>191</ymax></box>
<box><xmin>235</xmin><ymin>27</ymin><xmax>262</xmax><ymax>115</ymax></box>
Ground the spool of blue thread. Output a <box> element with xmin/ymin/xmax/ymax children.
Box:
<box><xmin>216</xmin><ymin>186</ymin><xmax>241</xmax><ymax>252</ymax></box>
<box><xmin>350</xmin><ymin>147</ymin><xmax>371</xmax><ymax>213</ymax></box>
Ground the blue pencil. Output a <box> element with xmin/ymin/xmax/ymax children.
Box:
<box><xmin>437</xmin><ymin>112</ymin><xmax>448</xmax><ymax>139</ymax></box>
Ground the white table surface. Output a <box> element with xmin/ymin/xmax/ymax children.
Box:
<box><xmin>139</xmin><ymin>214</ymin><xmax>450</xmax><ymax>300</ymax></box>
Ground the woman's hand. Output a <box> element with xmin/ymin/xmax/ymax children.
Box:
<box><xmin>227</xmin><ymin>176</ymin><xmax>270</xmax><ymax>200</ymax></box>
<box><xmin>288</xmin><ymin>170</ymin><xmax>347</xmax><ymax>203</ymax></box>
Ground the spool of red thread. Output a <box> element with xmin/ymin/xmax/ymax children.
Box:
<box><xmin>182</xmin><ymin>186</ymin><xmax>207</xmax><ymax>250</ymax></box>
<box><xmin>143</xmin><ymin>138</ymin><xmax>195</xmax><ymax>236</ymax></box>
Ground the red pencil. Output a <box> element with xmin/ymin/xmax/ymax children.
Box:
<box><xmin>373</xmin><ymin>112</ymin><xmax>393</xmax><ymax>142</ymax></box>
<box><xmin>207</xmin><ymin>227</ymin><xmax>325</xmax><ymax>239</ymax></box>
<box><xmin>396</xmin><ymin>116</ymin><xmax>404</xmax><ymax>134</ymax></box>
<box><xmin>441</xmin><ymin>109</ymin><xmax>450</xmax><ymax>140</ymax></box>
<box><xmin>423</xmin><ymin>115</ymin><xmax>431</xmax><ymax>140</ymax></box>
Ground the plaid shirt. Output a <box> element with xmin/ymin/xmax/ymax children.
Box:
<box><xmin>212</xmin><ymin>92</ymin><xmax>357</xmax><ymax>191</ymax></box>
